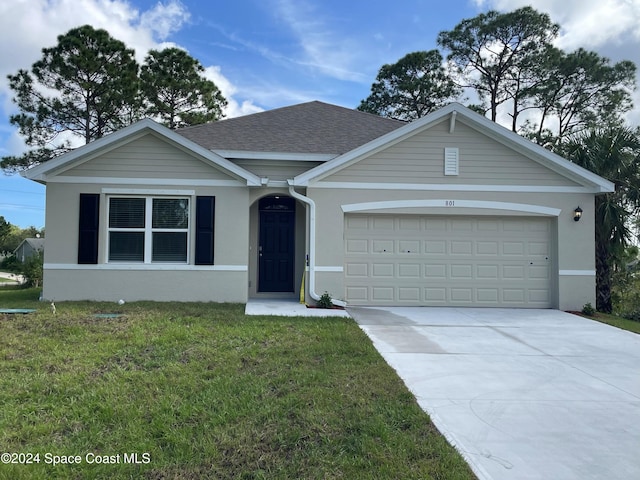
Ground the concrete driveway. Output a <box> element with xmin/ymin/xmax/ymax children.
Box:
<box><xmin>348</xmin><ymin>307</ymin><xmax>640</xmax><ymax>480</ymax></box>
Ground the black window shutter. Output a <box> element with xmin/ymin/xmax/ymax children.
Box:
<box><xmin>78</xmin><ymin>194</ymin><xmax>100</xmax><ymax>264</ymax></box>
<box><xmin>195</xmin><ymin>196</ymin><xmax>215</xmax><ymax>265</ymax></box>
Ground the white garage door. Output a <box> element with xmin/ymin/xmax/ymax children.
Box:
<box><xmin>344</xmin><ymin>214</ymin><xmax>553</xmax><ymax>307</ymax></box>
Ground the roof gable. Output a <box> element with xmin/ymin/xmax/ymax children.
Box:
<box><xmin>319</xmin><ymin>117</ymin><xmax>583</xmax><ymax>188</ymax></box>
<box><xmin>294</xmin><ymin>103</ymin><xmax>615</xmax><ymax>193</ymax></box>
<box><xmin>59</xmin><ymin>132</ymin><xmax>243</xmax><ymax>182</ymax></box>
<box><xmin>177</xmin><ymin>101</ymin><xmax>405</xmax><ymax>155</ymax></box>
<box><xmin>14</xmin><ymin>238</ymin><xmax>44</xmax><ymax>254</ymax></box>
<box><xmin>23</xmin><ymin>119</ymin><xmax>262</xmax><ymax>186</ymax></box>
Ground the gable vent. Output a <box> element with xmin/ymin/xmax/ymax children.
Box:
<box><xmin>444</xmin><ymin>148</ymin><xmax>459</xmax><ymax>176</ymax></box>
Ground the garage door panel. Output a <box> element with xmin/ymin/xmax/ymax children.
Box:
<box><xmin>425</xmin><ymin>264</ymin><xmax>447</xmax><ymax>278</ymax></box>
<box><xmin>451</xmin><ymin>288</ymin><xmax>473</xmax><ymax>302</ymax></box>
<box><xmin>451</xmin><ymin>264</ymin><xmax>473</xmax><ymax>279</ymax></box>
<box><xmin>477</xmin><ymin>241</ymin><xmax>499</xmax><ymax>255</ymax></box>
<box><xmin>399</xmin><ymin>240</ymin><xmax>420</xmax><ymax>253</ymax></box>
<box><xmin>346</xmin><ymin>286</ymin><xmax>368</xmax><ymax>302</ymax></box>
<box><xmin>346</xmin><ymin>239</ymin><xmax>368</xmax><ymax>254</ymax></box>
<box><xmin>372</xmin><ymin>286</ymin><xmax>394</xmax><ymax>301</ymax></box>
<box><xmin>345</xmin><ymin>263</ymin><xmax>368</xmax><ymax>277</ymax></box>
<box><xmin>425</xmin><ymin>240</ymin><xmax>446</xmax><ymax>254</ymax></box>
<box><xmin>372</xmin><ymin>263</ymin><xmax>394</xmax><ymax>277</ymax></box>
<box><xmin>503</xmin><ymin>220</ymin><xmax>526</xmax><ymax>232</ymax></box>
<box><xmin>529</xmin><ymin>242</ymin><xmax>550</xmax><ymax>256</ymax></box>
<box><xmin>399</xmin><ymin>217</ymin><xmax>421</xmax><ymax>230</ymax></box>
<box><xmin>477</xmin><ymin>219</ymin><xmax>500</xmax><ymax>231</ymax></box>
<box><xmin>529</xmin><ymin>289</ymin><xmax>550</xmax><ymax>304</ymax></box>
<box><xmin>398</xmin><ymin>264</ymin><xmax>420</xmax><ymax>278</ymax></box>
<box><xmin>478</xmin><ymin>265</ymin><xmax>499</xmax><ymax>279</ymax></box>
<box><xmin>373</xmin><ymin>239</ymin><xmax>393</xmax><ymax>253</ymax></box>
<box><xmin>503</xmin><ymin>289</ymin><xmax>526</xmax><ymax>303</ymax></box>
<box><xmin>344</xmin><ymin>214</ymin><xmax>553</xmax><ymax>308</ymax></box>
<box><xmin>425</xmin><ymin>287</ymin><xmax>446</xmax><ymax>301</ymax></box>
<box><xmin>373</xmin><ymin>217</ymin><xmax>394</xmax><ymax>230</ymax></box>
<box><xmin>529</xmin><ymin>265</ymin><xmax>550</xmax><ymax>279</ymax></box>
<box><xmin>504</xmin><ymin>265</ymin><xmax>525</xmax><ymax>279</ymax></box>
<box><xmin>503</xmin><ymin>242</ymin><xmax>525</xmax><ymax>255</ymax></box>
<box><xmin>451</xmin><ymin>219</ymin><xmax>474</xmax><ymax>231</ymax></box>
<box><xmin>451</xmin><ymin>241</ymin><xmax>473</xmax><ymax>255</ymax></box>
<box><xmin>477</xmin><ymin>288</ymin><xmax>499</xmax><ymax>303</ymax></box>
<box><xmin>399</xmin><ymin>287</ymin><xmax>420</xmax><ymax>301</ymax></box>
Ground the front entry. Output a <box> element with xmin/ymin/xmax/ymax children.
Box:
<box><xmin>258</xmin><ymin>196</ymin><xmax>295</xmax><ymax>292</ymax></box>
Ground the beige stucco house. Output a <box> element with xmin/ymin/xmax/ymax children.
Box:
<box><xmin>23</xmin><ymin>101</ymin><xmax>613</xmax><ymax>310</ymax></box>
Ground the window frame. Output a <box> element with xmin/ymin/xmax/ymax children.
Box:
<box><xmin>106</xmin><ymin>195</ymin><xmax>191</xmax><ymax>264</ymax></box>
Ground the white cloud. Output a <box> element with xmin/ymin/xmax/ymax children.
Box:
<box><xmin>272</xmin><ymin>0</ymin><xmax>368</xmax><ymax>82</ymax></box>
<box><xmin>471</xmin><ymin>0</ymin><xmax>640</xmax><ymax>49</ymax></box>
<box><xmin>203</xmin><ymin>66</ymin><xmax>263</xmax><ymax>118</ymax></box>
<box><xmin>0</xmin><ymin>0</ymin><xmax>253</xmax><ymax>132</ymax></box>
<box><xmin>0</xmin><ymin>0</ymin><xmax>190</xmax><ymax>98</ymax></box>
<box><xmin>140</xmin><ymin>1</ymin><xmax>190</xmax><ymax>41</ymax></box>
<box><xmin>471</xmin><ymin>0</ymin><xmax>640</xmax><ymax>126</ymax></box>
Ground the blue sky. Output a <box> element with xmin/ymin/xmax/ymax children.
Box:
<box><xmin>1</xmin><ymin>0</ymin><xmax>639</xmax><ymax>229</ymax></box>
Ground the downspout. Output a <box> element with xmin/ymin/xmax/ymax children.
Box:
<box><xmin>288</xmin><ymin>181</ymin><xmax>346</xmax><ymax>307</ymax></box>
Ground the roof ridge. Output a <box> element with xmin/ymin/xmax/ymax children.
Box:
<box><xmin>177</xmin><ymin>100</ymin><xmax>403</xmax><ymax>132</ymax></box>
<box><xmin>175</xmin><ymin>100</ymin><xmax>406</xmax><ymax>155</ymax></box>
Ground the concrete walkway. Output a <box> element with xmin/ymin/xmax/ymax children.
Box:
<box><xmin>245</xmin><ymin>298</ymin><xmax>351</xmax><ymax>317</ymax></box>
<box><xmin>0</xmin><ymin>271</ymin><xmax>23</xmax><ymax>286</ymax></box>
<box><xmin>348</xmin><ymin>307</ymin><xmax>640</xmax><ymax>480</ymax></box>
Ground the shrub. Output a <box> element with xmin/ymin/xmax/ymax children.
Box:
<box><xmin>581</xmin><ymin>302</ymin><xmax>596</xmax><ymax>316</ymax></box>
<box><xmin>317</xmin><ymin>291</ymin><xmax>333</xmax><ymax>309</ymax></box>
<box><xmin>21</xmin><ymin>251</ymin><xmax>43</xmax><ymax>288</ymax></box>
<box><xmin>0</xmin><ymin>255</ymin><xmax>21</xmax><ymax>273</ymax></box>
<box><xmin>622</xmin><ymin>309</ymin><xmax>640</xmax><ymax>322</ymax></box>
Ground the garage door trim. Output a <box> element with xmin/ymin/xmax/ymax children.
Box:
<box><xmin>342</xmin><ymin>199</ymin><xmax>561</xmax><ymax>216</ymax></box>
<box><xmin>344</xmin><ymin>213</ymin><xmax>557</xmax><ymax>308</ymax></box>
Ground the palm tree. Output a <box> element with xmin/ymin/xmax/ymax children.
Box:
<box><xmin>560</xmin><ymin>126</ymin><xmax>640</xmax><ymax>312</ymax></box>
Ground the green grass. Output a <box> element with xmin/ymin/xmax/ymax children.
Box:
<box><xmin>0</xmin><ymin>288</ymin><xmax>475</xmax><ymax>479</ymax></box>
<box><xmin>583</xmin><ymin>311</ymin><xmax>640</xmax><ymax>334</ymax></box>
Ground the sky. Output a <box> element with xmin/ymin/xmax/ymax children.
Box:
<box><xmin>1</xmin><ymin>0</ymin><xmax>639</xmax><ymax>229</ymax></box>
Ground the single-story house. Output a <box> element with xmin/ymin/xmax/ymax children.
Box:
<box><xmin>14</xmin><ymin>237</ymin><xmax>45</xmax><ymax>263</ymax></box>
<box><xmin>22</xmin><ymin>101</ymin><xmax>614</xmax><ymax>310</ymax></box>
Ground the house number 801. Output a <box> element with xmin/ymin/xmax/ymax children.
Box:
<box><xmin>445</xmin><ymin>200</ymin><xmax>455</xmax><ymax>207</ymax></box>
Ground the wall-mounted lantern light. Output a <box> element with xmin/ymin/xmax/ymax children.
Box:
<box><xmin>573</xmin><ymin>206</ymin><xmax>583</xmax><ymax>222</ymax></box>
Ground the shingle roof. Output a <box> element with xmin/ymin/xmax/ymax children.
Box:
<box><xmin>13</xmin><ymin>238</ymin><xmax>44</xmax><ymax>254</ymax></box>
<box><xmin>176</xmin><ymin>101</ymin><xmax>405</xmax><ymax>155</ymax></box>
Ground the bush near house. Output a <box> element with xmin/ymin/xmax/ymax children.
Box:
<box><xmin>20</xmin><ymin>251</ymin><xmax>43</xmax><ymax>287</ymax></box>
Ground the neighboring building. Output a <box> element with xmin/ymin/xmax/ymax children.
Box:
<box><xmin>14</xmin><ymin>238</ymin><xmax>45</xmax><ymax>263</ymax></box>
<box><xmin>22</xmin><ymin>102</ymin><xmax>613</xmax><ymax>310</ymax></box>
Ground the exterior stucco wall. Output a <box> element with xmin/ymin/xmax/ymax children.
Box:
<box><xmin>42</xmin><ymin>181</ymin><xmax>250</xmax><ymax>302</ymax></box>
<box><xmin>42</xmin><ymin>269</ymin><xmax>247</xmax><ymax>302</ymax></box>
<box><xmin>308</xmin><ymin>186</ymin><xmax>596</xmax><ymax>311</ymax></box>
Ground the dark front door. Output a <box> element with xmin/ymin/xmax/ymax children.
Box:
<box><xmin>259</xmin><ymin>196</ymin><xmax>295</xmax><ymax>292</ymax></box>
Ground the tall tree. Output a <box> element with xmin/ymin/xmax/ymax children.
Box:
<box><xmin>2</xmin><ymin>25</ymin><xmax>140</xmax><ymax>172</ymax></box>
<box><xmin>0</xmin><ymin>217</ymin><xmax>12</xmax><ymax>254</ymax></box>
<box><xmin>140</xmin><ymin>47</ymin><xmax>227</xmax><ymax>129</ymax></box>
<box><xmin>437</xmin><ymin>6</ymin><xmax>559</xmax><ymax>125</ymax></box>
<box><xmin>524</xmin><ymin>48</ymin><xmax>636</xmax><ymax>147</ymax></box>
<box><xmin>357</xmin><ymin>50</ymin><xmax>461</xmax><ymax>121</ymax></box>
<box><xmin>560</xmin><ymin>126</ymin><xmax>640</xmax><ymax>313</ymax></box>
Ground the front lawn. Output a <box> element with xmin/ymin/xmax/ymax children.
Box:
<box><xmin>0</xmin><ymin>288</ymin><xmax>475</xmax><ymax>479</ymax></box>
<box><xmin>583</xmin><ymin>311</ymin><xmax>640</xmax><ymax>334</ymax></box>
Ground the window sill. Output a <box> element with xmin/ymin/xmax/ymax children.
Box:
<box><xmin>45</xmin><ymin>263</ymin><xmax>248</xmax><ymax>272</ymax></box>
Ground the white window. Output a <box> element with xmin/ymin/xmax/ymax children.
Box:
<box><xmin>108</xmin><ymin>197</ymin><xmax>189</xmax><ymax>263</ymax></box>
